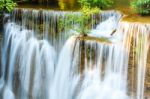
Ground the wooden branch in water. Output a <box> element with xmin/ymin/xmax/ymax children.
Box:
<box><xmin>111</xmin><ymin>29</ymin><xmax>116</xmax><ymax>36</ymax></box>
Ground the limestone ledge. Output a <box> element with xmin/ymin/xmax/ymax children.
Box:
<box><xmin>77</xmin><ymin>35</ymin><xmax>111</xmax><ymax>44</ymax></box>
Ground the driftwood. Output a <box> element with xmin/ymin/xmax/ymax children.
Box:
<box><xmin>111</xmin><ymin>29</ymin><xmax>116</xmax><ymax>36</ymax></box>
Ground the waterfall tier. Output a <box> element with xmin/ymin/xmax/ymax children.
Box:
<box><xmin>0</xmin><ymin>8</ymin><xmax>150</xmax><ymax>99</ymax></box>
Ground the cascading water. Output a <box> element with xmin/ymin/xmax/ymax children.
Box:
<box><xmin>11</xmin><ymin>8</ymin><xmax>80</xmax><ymax>54</ymax></box>
<box><xmin>1</xmin><ymin>23</ymin><xmax>56</xmax><ymax>99</ymax></box>
<box><xmin>76</xmin><ymin>41</ymin><xmax>129</xmax><ymax>99</ymax></box>
<box><xmin>0</xmin><ymin>8</ymin><xmax>150</xmax><ymax>99</ymax></box>
<box><xmin>116</xmin><ymin>22</ymin><xmax>150</xmax><ymax>99</ymax></box>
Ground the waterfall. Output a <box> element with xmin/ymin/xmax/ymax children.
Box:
<box><xmin>1</xmin><ymin>22</ymin><xmax>56</xmax><ymax>99</ymax></box>
<box><xmin>75</xmin><ymin>41</ymin><xmax>129</xmax><ymax>99</ymax></box>
<box><xmin>11</xmin><ymin>8</ymin><xmax>80</xmax><ymax>54</ymax></box>
<box><xmin>116</xmin><ymin>22</ymin><xmax>150</xmax><ymax>99</ymax></box>
<box><xmin>0</xmin><ymin>8</ymin><xmax>150</xmax><ymax>99</ymax></box>
<box><xmin>50</xmin><ymin>36</ymin><xmax>80</xmax><ymax>99</ymax></box>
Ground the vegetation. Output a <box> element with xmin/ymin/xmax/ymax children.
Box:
<box><xmin>0</xmin><ymin>0</ymin><xmax>16</xmax><ymax>31</ymax></box>
<box><xmin>59</xmin><ymin>0</ymin><xmax>114</xmax><ymax>35</ymax></box>
<box><xmin>0</xmin><ymin>0</ymin><xmax>16</xmax><ymax>12</ymax></box>
<box><xmin>131</xmin><ymin>0</ymin><xmax>150</xmax><ymax>15</ymax></box>
<box><xmin>59</xmin><ymin>6</ymin><xmax>100</xmax><ymax>35</ymax></box>
<box><xmin>78</xmin><ymin>0</ymin><xmax>113</xmax><ymax>9</ymax></box>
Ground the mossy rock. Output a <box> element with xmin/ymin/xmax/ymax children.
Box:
<box><xmin>77</xmin><ymin>35</ymin><xmax>111</xmax><ymax>44</ymax></box>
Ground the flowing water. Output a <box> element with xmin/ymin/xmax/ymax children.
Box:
<box><xmin>0</xmin><ymin>8</ymin><xmax>150</xmax><ymax>99</ymax></box>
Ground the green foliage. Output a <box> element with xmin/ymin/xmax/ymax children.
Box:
<box><xmin>131</xmin><ymin>0</ymin><xmax>150</xmax><ymax>15</ymax></box>
<box><xmin>0</xmin><ymin>0</ymin><xmax>16</xmax><ymax>12</ymax></box>
<box><xmin>78</xmin><ymin>0</ymin><xmax>113</xmax><ymax>9</ymax></box>
<box><xmin>59</xmin><ymin>6</ymin><xmax>100</xmax><ymax>35</ymax></box>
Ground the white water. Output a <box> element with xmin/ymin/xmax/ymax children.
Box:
<box><xmin>2</xmin><ymin>23</ymin><xmax>56</xmax><ymax>99</ymax></box>
<box><xmin>0</xmin><ymin>9</ymin><xmax>150</xmax><ymax>99</ymax></box>
<box><xmin>89</xmin><ymin>16</ymin><xmax>119</xmax><ymax>38</ymax></box>
<box><xmin>50</xmin><ymin>36</ymin><xmax>80</xmax><ymax>99</ymax></box>
<box><xmin>117</xmin><ymin>22</ymin><xmax>150</xmax><ymax>99</ymax></box>
<box><xmin>77</xmin><ymin>42</ymin><xmax>129</xmax><ymax>99</ymax></box>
